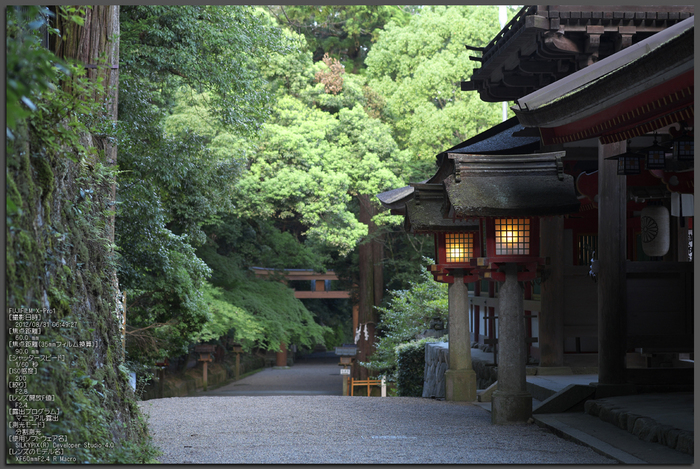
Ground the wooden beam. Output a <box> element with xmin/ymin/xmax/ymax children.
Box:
<box><xmin>294</xmin><ymin>291</ymin><xmax>350</xmax><ymax>299</ymax></box>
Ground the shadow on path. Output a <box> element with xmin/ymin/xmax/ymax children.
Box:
<box><xmin>195</xmin><ymin>351</ymin><xmax>343</xmax><ymax>397</ymax></box>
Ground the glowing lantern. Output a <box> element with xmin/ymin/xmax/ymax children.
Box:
<box><xmin>482</xmin><ymin>217</ymin><xmax>540</xmax><ymax>262</ymax></box>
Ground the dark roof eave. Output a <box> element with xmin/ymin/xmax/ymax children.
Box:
<box><xmin>513</xmin><ymin>16</ymin><xmax>694</xmax><ymax>128</ymax></box>
<box><xmin>376</xmin><ymin>185</ymin><xmax>415</xmax><ymax>210</ymax></box>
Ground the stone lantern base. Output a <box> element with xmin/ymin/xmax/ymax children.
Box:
<box><xmin>491</xmin><ymin>391</ymin><xmax>532</xmax><ymax>425</ymax></box>
<box><xmin>445</xmin><ymin>369</ymin><xmax>477</xmax><ymax>402</ymax></box>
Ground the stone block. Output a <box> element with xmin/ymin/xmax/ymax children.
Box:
<box><xmin>435</xmin><ymin>362</ymin><xmax>448</xmax><ymax>398</ymax></box>
<box><xmin>598</xmin><ymin>405</ymin><xmax>619</xmax><ymax>425</ymax></box>
<box><xmin>445</xmin><ymin>369</ymin><xmax>477</xmax><ymax>402</ymax></box>
<box><xmin>533</xmin><ymin>384</ymin><xmax>596</xmax><ymax>414</ymax></box>
<box><xmin>632</xmin><ymin>417</ymin><xmax>656</xmax><ymax>441</ymax></box>
<box><xmin>625</xmin><ymin>413</ymin><xmax>642</xmax><ymax>433</ymax></box>
<box><xmin>584</xmin><ymin>399</ymin><xmax>600</xmax><ymax>416</ymax></box>
<box><xmin>675</xmin><ymin>430</ymin><xmax>694</xmax><ymax>455</ymax></box>
<box><xmin>657</xmin><ymin>425</ymin><xmax>679</xmax><ymax>449</ymax></box>
<box><xmin>492</xmin><ymin>391</ymin><xmax>532</xmax><ymax>425</ymax></box>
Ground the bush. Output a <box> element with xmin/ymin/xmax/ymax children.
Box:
<box><xmin>395</xmin><ymin>337</ymin><xmax>443</xmax><ymax>397</ymax></box>
<box><xmin>363</xmin><ymin>258</ymin><xmax>448</xmax><ymax>378</ymax></box>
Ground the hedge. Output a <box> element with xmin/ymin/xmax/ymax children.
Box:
<box><xmin>395</xmin><ymin>337</ymin><xmax>443</xmax><ymax>397</ymax></box>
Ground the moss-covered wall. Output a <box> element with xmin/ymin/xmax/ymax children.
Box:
<box><xmin>6</xmin><ymin>118</ymin><xmax>157</xmax><ymax>462</ymax></box>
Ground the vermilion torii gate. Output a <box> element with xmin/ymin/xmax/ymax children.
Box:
<box><xmin>250</xmin><ymin>267</ymin><xmax>350</xmax><ymax>299</ymax></box>
<box><xmin>250</xmin><ymin>267</ymin><xmax>355</xmax><ymax>367</ymax></box>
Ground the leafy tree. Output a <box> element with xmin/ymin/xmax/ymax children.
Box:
<box><xmin>363</xmin><ymin>260</ymin><xmax>448</xmax><ymax>377</ymax></box>
<box><xmin>195</xmin><ymin>245</ymin><xmax>329</xmax><ymax>352</ymax></box>
<box><xmin>234</xmin><ymin>71</ymin><xmax>410</xmax><ymax>255</ymax></box>
<box><xmin>120</xmin><ymin>5</ymin><xmax>289</xmax><ymax>135</ymax></box>
<box><xmin>365</xmin><ymin>5</ymin><xmax>507</xmax><ymax>161</ymax></box>
<box><xmin>116</xmin><ymin>5</ymin><xmax>290</xmax><ymax>362</ymax></box>
<box><xmin>267</xmin><ymin>5</ymin><xmax>411</xmax><ymax>73</ymax></box>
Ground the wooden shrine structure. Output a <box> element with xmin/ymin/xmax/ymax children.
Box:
<box><xmin>378</xmin><ymin>5</ymin><xmax>694</xmax><ymax>413</ymax></box>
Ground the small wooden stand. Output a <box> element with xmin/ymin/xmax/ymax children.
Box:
<box><xmin>194</xmin><ymin>345</ymin><xmax>215</xmax><ymax>391</ymax></box>
<box><xmin>232</xmin><ymin>344</ymin><xmax>243</xmax><ymax>381</ymax></box>
<box><xmin>338</xmin><ymin>356</ymin><xmax>354</xmax><ymax>396</ymax></box>
<box><xmin>350</xmin><ymin>376</ymin><xmax>386</xmax><ymax>397</ymax></box>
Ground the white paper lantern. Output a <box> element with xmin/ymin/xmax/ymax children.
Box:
<box><xmin>640</xmin><ymin>206</ymin><xmax>670</xmax><ymax>257</ymax></box>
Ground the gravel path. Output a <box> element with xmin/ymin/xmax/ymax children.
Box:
<box><xmin>140</xmin><ymin>396</ymin><xmax>617</xmax><ymax>464</ymax></box>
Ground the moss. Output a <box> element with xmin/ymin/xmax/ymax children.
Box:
<box><xmin>7</xmin><ymin>68</ymin><xmax>157</xmax><ymax>466</ymax></box>
<box><xmin>34</xmin><ymin>154</ymin><xmax>55</xmax><ymax>219</ymax></box>
<box><xmin>6</xmin><ymin>172</ymin><xmax>23</xmax><ymax>209</ymax></box>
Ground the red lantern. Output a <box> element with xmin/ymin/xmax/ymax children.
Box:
<box><xmin>430</xmin><ymin>229</ymin><xmax>480</xmax><ymax>283</ymax></box>
<box><xmin>468</xmin><ymin>217</ymin><xmax>542</xmax><ymax>282</ymax></box>
<box><xmin>484</xmin><ymin>217</ymin><xmax>539</xmax><ymax>260</ymax></box>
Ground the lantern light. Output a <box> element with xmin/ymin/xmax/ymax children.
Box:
<box><xmin>673</xmin><ymin>134</ymin><xmax>694</xmax><ymax>161</ymax></box>
<box><xmin>495</xmin><ymin>218</ymin><xmax>530</xmax><ymax>255</ymax></box>
<box><xmin>645</xmin><ymin>138</ymin><xmax>667</xmax><ymax>170</ymax></box>
<box><xmin>444</xmin><ymin>232</ymin><xmax>474</xmax><ymax>263</ymax></box>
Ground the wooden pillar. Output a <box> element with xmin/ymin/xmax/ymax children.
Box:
<box><xmin>597</xmin><ymin>141</ymin><xmax>629</xmax><ymax>386</ymax></box>
<box><xmin>235</xmin><ymin>352</ymin><xmax>241</xmax><ymax>380</ymax></box>
<box><xmin>538</xmin><ymin>215</ymin><xmax>571</xmax><ymax>374</ymax></box>
<box><xmin>352</xmin><ymin>303</ymin><xmax>359</xmax><ymax>341</ymax></box>
<box><xmin>276</xmin><ymin>342</ymin><xmax>288</xmax><ymax>367</ymax></box>
<box><xmin>474</xmin><ymin>281</ymin><xmax>481</xmax><ymax>343</ymax></box>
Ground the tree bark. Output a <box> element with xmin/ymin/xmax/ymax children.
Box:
<box><xmin>54</xmin><ymin>5</ymin><xmax>123</xmax><ymax>347</ymax></box>
<box><xmin>355</xmin><ymin>194</ymin><xmax>384</xmax><ymax>380</ymax></box>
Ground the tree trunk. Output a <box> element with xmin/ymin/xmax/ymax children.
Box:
<box><xmin>355</xmin><ymin>194</ymin><xmax>384</xmax><ymax>380</ymax></box>
<box><xmin>55</xmin><ymin>5</ymin><xmax>121</xmax><ymax>316</ymax></box>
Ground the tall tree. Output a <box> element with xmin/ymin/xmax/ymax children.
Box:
<box><xmin>365</xmin><ymin>5</ymin><xmax>506</xmax><ymax>162</ymax></box>
<box><xmin>6</xmin><ymin>6</ymin><xmax>156</xmax><ymax>462</ymax></box>
<box><xmin>116</xmin><ymin>6</ymin><xmax>329</xmax><ymax>362</ymax></box>
<box><xmin>267</xmin><ymin>5</ymin><xmax>411</xmax><ymax>73</ymax></box>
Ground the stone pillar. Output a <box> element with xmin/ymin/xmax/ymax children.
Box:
<box><xmin>445</xmin><ymin>271</ymin><xmax>477</xmax><ymax>402</ymax></box>
<box><xmin>596</xmin><ymin>141</ymin><xmax>632</xmax><ymax>393</ymax></box>
<box><xmin>537</xmin><ymin>215</ymin><xmax>571</xmax><ymax>374</ymax></box>
<box><xmin>492</xmin><ymin>263</ymin><xmax>532</xmax><ymax>424</ymax></box>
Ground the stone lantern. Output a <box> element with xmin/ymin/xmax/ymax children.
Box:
<box><xmin>402</xmin><ymin>182</ymin><xmax>480</xmax><ymax>402</ymax></box>
<box><xmin>380</xmin><ymin>149</ymin><xmax>580</xmax><ymax>423</ymax></box>
<box><xmin>441</xmin><ymin>151</ymin><xmax>579</xmax><ymax>424</ymax></box>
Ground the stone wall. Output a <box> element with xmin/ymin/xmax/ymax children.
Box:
<box><xmin>422</xmin><ymin>343</ymin><xmax>449</xmax><ymax>398</ymax></box>
<box><xmin>423</xmin><ymin>342</ymin><xmax>498</xmax><ymax>398</ymax></box>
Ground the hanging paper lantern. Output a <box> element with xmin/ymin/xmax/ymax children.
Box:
<box><xmin>640</xmin><ymin>205</ymin><xmax>670</xmax><ymax>257</ymax></box>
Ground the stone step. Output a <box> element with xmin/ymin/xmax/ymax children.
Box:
<box><xmin>584</xmin><ymin>395</ymin><xmax>694</xmax><ymax>455</ymax></box>
<box><xmin>533</xmin><ymin>384</ymin><xmax>596</xmax><ymax>414</ymax></box>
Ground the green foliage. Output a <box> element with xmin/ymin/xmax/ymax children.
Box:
<box><xmin>235</xmin><ymin>40</ymin><xmax>411</xmax><ymax>255</ymax></box>
<box><xmin>363</xmin><ymin>260</ymin><xmax>448</xmax><ymax>376</ymax></box>
<box><xmin>268</xmin><ymin>5</ymin><xmax>411</xmax><ymax>73</ymax></box>
<box><xmin>194</xmin><ymin>282</ymin><xmax>265</xmax><ymax>346</ymax></box>
<box><xmin>196</xmin><ymin>245</ymin><xmax>330</xmax><ymax>352</ymax></box>
<box><xmin>116</xmin><ymin>5</ymin><xmax>297</xmax><ymax>364</ymax></box>
<box><xmin>120</xmin><ymin>5</ymin><xmax>289</xmax><ymax>135</ymax></box>
<box><xmin>365</xmin><ymin>6</ymin><xmax>507</xmax><ymax>161</ymax></box>
<box><xmin>5</xmin><ymin>6</ymin><xmax>66</xmax><ymax>139</ymax></box>
<box><xmin>395</xmin><ymin>337</ymin><xmax>443</xmax><ymax>397</ymax></box>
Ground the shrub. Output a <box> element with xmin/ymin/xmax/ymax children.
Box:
<box><xmin>395</xmin><ymin>337</ymin><xmax>443</xmax><ymax>397</ymax></box>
